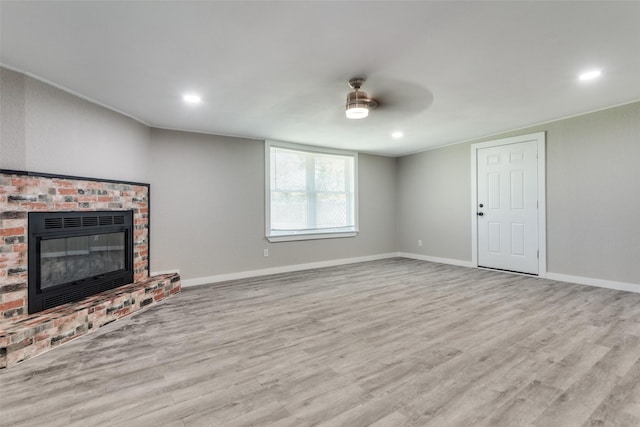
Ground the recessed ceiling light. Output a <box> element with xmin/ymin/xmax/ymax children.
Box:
<box><xmin>392</xmin><ymin>131</ymin><xmax>404</xmax><ymax>139</ymax></box>
<box><xmin>578</xmin><ymin>70</ymin><xmax>602</xmax><ymax>81</ymax></box>
<box><xmin>183</xmin><ymin>94</ymin><xmax>202</xmax><ymax>104</ymax></box>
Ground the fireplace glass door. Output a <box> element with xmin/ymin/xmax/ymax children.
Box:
<box><xmin>40</xmin><ymin>232</ymin><xmax>126</xmax><ymax>290</ymax></box>
<box><xmin>28</xmin><ymin>210</ymin><xmax>134</xmax><ymax>314</ymax></box>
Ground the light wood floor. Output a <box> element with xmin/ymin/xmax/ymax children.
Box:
<box><xmin>2</xmin><ymin>258</ymin><xmax>640</xmax><ymax>426</ymax></box>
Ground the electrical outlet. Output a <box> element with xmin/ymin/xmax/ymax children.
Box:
<box><xmin>263</xmin><ymin>249</ymin><xmax>269</xmax><ymax>257</ymax></box>
<box><xmin>418</xmin><ymin>240</ymin><xmax>423</xmax><ymax>247</ymax></box>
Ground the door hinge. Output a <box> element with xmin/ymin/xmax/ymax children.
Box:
<box><xmin>537</xmin><ymin>250</ymin><xmax>539</xmax><ymax>259</ymax></box>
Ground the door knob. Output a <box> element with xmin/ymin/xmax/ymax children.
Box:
<box><xmin>477</xmin><ymin>212</ymin><xmax>484</xmax><ymax>216</ymax></box>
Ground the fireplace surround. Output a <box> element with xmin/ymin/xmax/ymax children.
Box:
<box><xmin>0</xmin><ymin>169</ymin><xmax>181</xmax><ymax>368</ymax></box>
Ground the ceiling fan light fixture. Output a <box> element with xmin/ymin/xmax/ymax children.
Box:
<box><xmin>345</xmin><ymin>78</ymin><xmax>377</xmax><ymax>119</ymax></box>
<box><xmin>346</xmin><ymin>91</ymin><xmax>370</xmax><ymax>119</ymax></box>
<box><xmin>346</xmin><ymin>106</ymin><xmax>369</xmax><ymax>119</ymax></box>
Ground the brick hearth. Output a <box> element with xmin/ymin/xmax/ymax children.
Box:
<box><xmin>0</xmin><ymin>169</ymin><xmax>181</xmax><ymax>368</ymax></box>
<box><xmin>0</xmin><ymin>273</ymin><xmax>180</xmax><ymax>368</ymax></box>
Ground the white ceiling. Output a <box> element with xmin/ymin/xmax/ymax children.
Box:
<box><xmin>2</xmin><ymin>1</ymin><xmax>639</xmax><ymax>156</ymax></box>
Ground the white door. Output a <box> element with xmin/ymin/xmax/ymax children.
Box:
<box><xmin>477</xmin><ymin>140</ymin><xmax>539</xmax><ymax>274</ymax></box>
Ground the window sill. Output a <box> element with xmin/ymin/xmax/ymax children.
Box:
<box><xmin>266</xmin><ymin>230</ymin><xmax>359</xmax><ymax>243</ymax></box>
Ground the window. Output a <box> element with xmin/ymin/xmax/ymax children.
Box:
<box><xmin>266</xmin><ymin>141</ymin><xmax>358</xmax><ymax>242</ymax></box>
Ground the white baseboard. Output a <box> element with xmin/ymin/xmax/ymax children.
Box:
<box><xmin>397</xmin><ymin>252</ymin><xmax>475</xmax><ymax>268</ymax></box>
<box><xmin>181</xmin><ymin>252</ymin><xmax>399</xmax><ymax>287</ymax></box>
<box><xmin>163</xmin><ymin>255</ymin><xmax>640</xmax><ymax>296</ymax></box>
<box><xmin>546</xmin><ymin>272</ymin><xmax>640</xmax><ymax>294</ymax></box>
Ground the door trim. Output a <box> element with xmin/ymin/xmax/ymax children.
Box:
<box><xmin>470</xmin><ymin>132</ymin><xmax>546</xmax><ymax>277</ymax></box>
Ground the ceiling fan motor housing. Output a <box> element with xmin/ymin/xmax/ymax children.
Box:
<box><xmin>345</xmin><ymin>78</ymin><xmax>378</xmax><ymax>111</ymax></box>
<box><xmin>346</xmin><ymin>90</ymin><xmax>370</xmax><ymax>108</ymax></box>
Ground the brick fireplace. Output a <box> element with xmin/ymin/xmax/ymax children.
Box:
<box><xmin>0</xmin><ymin>169</ymin><xmax>181</xmax><ymax>368</ymax></box>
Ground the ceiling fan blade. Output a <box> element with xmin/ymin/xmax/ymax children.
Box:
<box><xmin>369</xmin><ymin>78</ymin><xmax>434</xmax><ymax>117</ymax></box>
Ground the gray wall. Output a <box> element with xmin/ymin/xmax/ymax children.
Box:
<box><xmin>149</xmin><ymin>129</ymin><xmax>398</xmax><ymax>279</ymax></box>
<box><xmin>0</xmin><ymin>68</ymin><xmax>26</xmax><ymax>170</ymax></box>
<box><xmin>1</xmin><ymin>67</ymin><xmax>151</xmax><ymax>182</ymax></box>
<box><xmin>1</xmin><ymin>67</ymin><xmax>397</xmax><ymax>282</ymax></box>
<box><xmin>397</xmin><ymin>142</ymin><xmax>471</xmax><ymax>262</ymax></box>
<box><xmin>4</xmin><ymin>66</ymin><xmax>638</xmax><ymax>285</ymax></box>
<box><xmin>398</xmin><ymin>101</ymin><xmax>640</xmax><ymax>284</ymax></box>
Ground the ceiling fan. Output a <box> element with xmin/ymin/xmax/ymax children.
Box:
<box><xmin>345</xmin><ymin>78</ymin><xmax>378</xmax><ymax>119</ymax></box>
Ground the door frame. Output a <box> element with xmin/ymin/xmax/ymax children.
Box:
<box><xmin>470</xmin><ymin>132</ymin><xmax>547</xmax><ymax>277</ymax></box>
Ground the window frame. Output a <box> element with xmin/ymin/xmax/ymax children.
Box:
<box><xmin>265</xmin><ymin>140</ymin><xmax>359</xmax><ymax>242</ymax></box>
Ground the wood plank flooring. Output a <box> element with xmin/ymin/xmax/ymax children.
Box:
<box><xmin>2</xmin><ymin>258</ymin><xmax>640</xmax><ymax>426</ymax></box>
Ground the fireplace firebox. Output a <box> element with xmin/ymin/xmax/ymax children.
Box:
<box><xmin>28</xmin><ymin>210</ymin><xmax>134</xmax><ymax>314</ymax></box>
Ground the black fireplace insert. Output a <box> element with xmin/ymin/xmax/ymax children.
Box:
<box><xmin>28</xmin><ymin>210</ymin><xmax>134</xmax><ymax>314</ymax></box>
